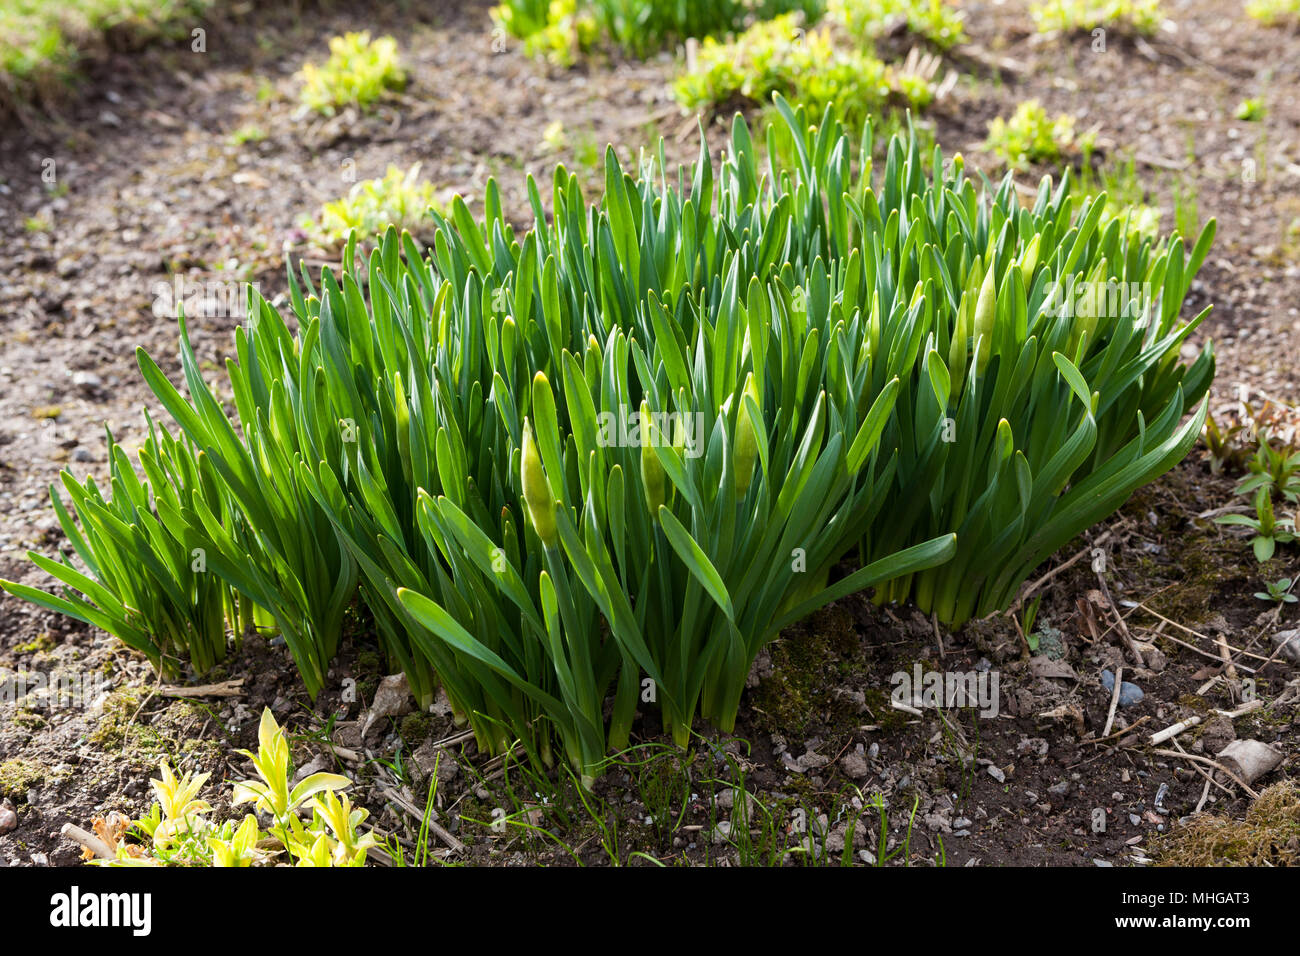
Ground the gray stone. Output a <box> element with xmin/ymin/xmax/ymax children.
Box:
<box><xmin>361</xmin><ymin>673</ymin><xmax>414</xmax><ymax>738</ymax></box>
<box><xmin>840</xmin><ymin>750</ymin><xmax>870</xmax><ymax>780</ymax></box>
<box><xmin>1201</xmin><ymin>716</ymin><xmax>1235</xmax><ymax>755</ymax></box>
<box><xmin>412</xmin><ymin>740</ymin><xmax>459</xmax><ymax>787</ymax></box>
<box><xmin>1100</xmin><ymin>669</ymin><xmax>1144</xmax><ymax>707</ymax></box>
<box><xmin>1271</xmin><ymin>629</ymin><xmax>1300</xmax><ymax>664</ymax></box>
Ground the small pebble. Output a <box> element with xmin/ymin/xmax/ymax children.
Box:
<box><xmin>840</xmin><ymin>750</ymin><xmax>870</xmax><ymax>780</ymax></box>
<box><xmin>0</xmin><ymin>806</ymin><xmax>17</xmax><ymax>835</ymax></box>
<box><xmin>1100</xmin><ymin>669</ymin><xmax>1144</xmax><ymax>707</ymax></box>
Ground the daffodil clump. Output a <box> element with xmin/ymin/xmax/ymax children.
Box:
<box><xmin>6</xmin><ymin>99</ymin><xmax>1214</xmax><ymax>784</ymax></box>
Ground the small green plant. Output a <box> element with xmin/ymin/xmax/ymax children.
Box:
<box><xmin>830</xmin><ymin>0</ymin><xmax>966</xmax><ymax>49</ymax></box>
<box><xmin>228</xmin><ymin>123</ymin><xmax>267</xmax><ymax>145</ymax></box>
<box><xmin>93</xmin><ymin>709</ymin><xmax>378</xmax><ymax>867</ymax></box>
<box><xmin>1254</xmin><ymin>577</ymin><xmax>1297</xmax><ymax>605</ymax></box>
<box><xmin>1029</xmin><ymin>0</ymin><xmax>1163</xmax><ymax>34</ymax></box>
<box><xmin>493</xmin><ymin>0</ymin><xmax>826</xmax><ymax>62</ymax></box>
<box><xmin>232</xmin><ymin>708</ymin><xmax>352</xmax><ymax>828</ymax></box>
<box><xmin>1235</xmin><ymin>430</ymin><xmax>1300</xmax><ymax>500</ymax></box>
<box><xmin>141</xmin><ymin>760</ymin><xmax>214</xmax><ymax>850</ymax></box>
<box><xmin>298</xmin><ymin>31</ymin><xmax>406</xmax><ymax>115</ymax></box>
<box><xmin>386</xmin><ymin>764</ymin><xmax>442</xmax><ymax>867</ymax></box>
<box><xmin>1235</xmin><ymin>98</ymin><xmax>1266</xmax><ymax>122</ymax></box>
<box><xmin>1217</xmin><ymin>487</ymin><xmax>1296</xmax><ymax>562</ymax></box>
<box><xmin>540</xmin><ymin>119</ymin><xmax>567</xmax><ymax>151</ymax></box>
<box><xmin>984</xmin><ymin>100</ymin><xmax>1087</xmax><ymax>171</ymax></box>
<box><xmin>1216</xmin><ymin>425</ymin><xmax>1300</xmax><ymax>563</ymax></box>
<box><xmin>1202</xmin><ymin>411</ymin><xmax>1248</xmax><ymax>474</ymax></box>
<box><xmin>308</xmin><ymin>164</ymin><xmax>440</xmax><ymax>248</ymax></box>
<box><xmin>867</xmin><ymin>791</ymin><xmax>928</xmax><ymax>865</ymax></box>
<box><xmin>673</xmin><ymin>14</ymin><xmax>935</xmax><ymax>127</ymax></box>
<box><xmin>1020</xmin><ymin>593</ymin><xmax>1044</xmax><ymax>650</ymax></box>
<box><xmin>1246</xmin><ymin>0</ymin><xmax>1300</xmax><ymax>25</ymax></box>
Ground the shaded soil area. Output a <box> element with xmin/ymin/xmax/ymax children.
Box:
<box><xmin>0</xmin><ymin>0</ymin><xmax>1297</xmax><ymax>866</ymax></box>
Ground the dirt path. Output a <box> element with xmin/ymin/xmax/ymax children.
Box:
<box><xmin>0</xmin><ymin>0</ymin><xmax>1296</xmax><ymax>867</ymax></box>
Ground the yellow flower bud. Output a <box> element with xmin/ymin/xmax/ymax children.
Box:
<box><xmin>972</xmin><ymin>263</ymin><xmax>997</xmax><ymax>375</ymax></box>
<box><xmin>394</xmin><ymin>373</ymin><xmax>412</xmax><ymax>482</ymax></box>
<box><xmin>640</xmin><ymin>401</ymin><xmax>665</xmax><ymax>518</ymax></box>
<box><xmin>948</xmin><ymin>294</ymin><xmax>969</xmax><ymax>401</ymax></box>
<box><xmin>521</xmin><ymin>417</ymin><xmax>557</xmax><ymax>547</ymax></box>
<box><xmin>1019</xmin><ymin>234</ymin><xmax>1041</xmax><ymax>287</ymax></box>
<box><xmin>1068</xmin><ymin>257</ymin><xmax>1107</xmax><ymax>358</ymax></box>
<box><xmin>733</xmin><ymin>373</ymin><xmax>761</xmax><ymax>499</ymax></box>
<box><xmin>867</xmin><ymin>289</ymin><xmax>882</xmax><ymax>361</ymax></box>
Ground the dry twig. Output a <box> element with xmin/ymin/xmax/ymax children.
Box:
<box><xmin>158</xmin><ymin>679</ymin><xmax>244</xmax><ymax>699</ymax></box>
<box><xmin>61</xmin><ymin>823</ymin><xmax>115</xmax><ymax>861</ymax></box>
<box><xmin>1102</xmin><ymin>665</ymin><xmax>1123</xmax><ymax>738</ymax></box>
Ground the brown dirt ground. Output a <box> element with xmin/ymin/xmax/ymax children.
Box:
<box><xmin>0</xmin><ymin>0</ymin><xmax>1297</xmax><ymax>866</ymax></box>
